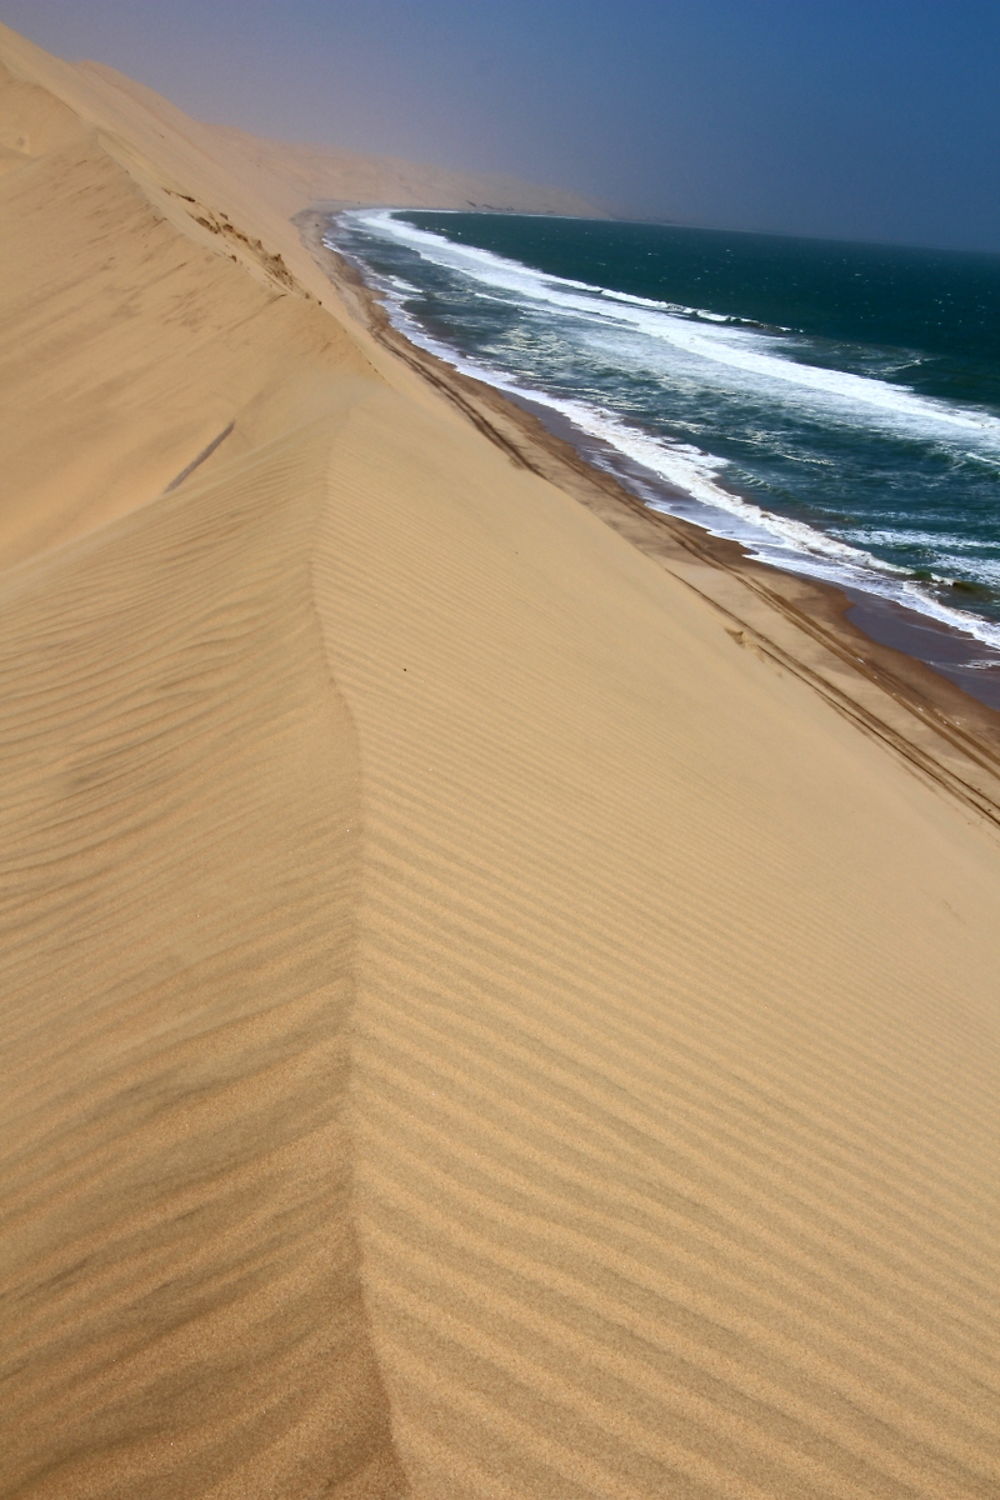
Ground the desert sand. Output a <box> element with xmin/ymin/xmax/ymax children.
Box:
<box><xmin>1</xmin><ymin>20</ymin><xmax>999</xmax><ymax>1500</ymax></box>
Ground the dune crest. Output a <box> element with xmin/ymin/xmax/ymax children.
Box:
<box><xmin>1</xmin><ymin>20</ymin><xmax>999</xmax><ymax>1500</ymax></box>
<box><xmin>0</xmin><ymin>29</ymin><xmax>406</xmax><ymax>1497</ymax></box>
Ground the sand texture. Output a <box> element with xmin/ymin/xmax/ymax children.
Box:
<box><xmin>1</xmin><ymin>21</ymin><xmax>999</xmax><ymax>1499</ymax></box>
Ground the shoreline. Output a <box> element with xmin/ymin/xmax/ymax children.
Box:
<box><xmin>499</xmin><ymin>382</ymin><xmax>1000</xmax><ymax>711</ymax></box>
<box><xmin>326</xmin><ymin>207</ymin><xmax>1000</xmax><ymax>706</ymax></box>
<box><xmin>322</xmin><ymin>209</ymin><xmax>1000</xmax><ymax>713</ymax></box>
<box><xmin>299</xmin><ymin>207</ymin><xmax>1000</xmax><ymax>819</ymax></box>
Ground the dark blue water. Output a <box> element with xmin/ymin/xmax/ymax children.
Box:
<box><xmin>327</xmin><ymin>210</ymin><xmax>1000</xmax><ymax>655</ymax></box>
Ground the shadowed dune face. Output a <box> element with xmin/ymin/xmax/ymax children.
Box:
<box><xmin>2</xmin><ymin>19</ymin><xmax>1000</xmax><ymax>1500</ymax></box>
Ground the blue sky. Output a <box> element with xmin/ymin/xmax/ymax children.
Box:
<box><xmin>4</xmin><ymin>0</ymin><xmax>999</xmax><ymax>251</ymax></box>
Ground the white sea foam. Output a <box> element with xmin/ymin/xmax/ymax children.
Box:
<box><xmin>330</xmin><ymin>213</ymin><xmax>1000</xmax><ymax>653</ymax></box>
<box><xmin>344</xmin><ymin>210</ymin><xmax>1000</xmax><ymax>450</ymax></box>
<box><xmin>385</xmin><ymin>274</ymin><xmax>423</xmax><ymax>296</ymax></box>
<box><xmin>936</xmin><ymin>556</ymin><xmax>1000</xmax><ymax>587</ymax></box>
<box><xmin>837</xmin><ymin>527</ymin><xmax>998</xmax><ymax>553</ymax></box>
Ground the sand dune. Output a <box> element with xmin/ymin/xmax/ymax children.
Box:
<box><xmin>75</xmin><ymin>63</ymin><xmax>606</xmax><ymax>220</ymax></box>
<box><xmin>310</xmin><ymin>382</ymin><xmax>1000</xmax><ymax>1500</ymax></box>
<box><xmin>1</xmin><ymin>20</ymin><xmax>999</xmax><ymax>1500</ymax></box>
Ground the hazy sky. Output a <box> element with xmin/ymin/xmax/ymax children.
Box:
<box><xmin>4</xmin><ymin>0</ymin><xmax>999</xmax><ymax>252</ymax></box>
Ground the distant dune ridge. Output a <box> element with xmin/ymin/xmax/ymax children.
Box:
<box><xmin>2</xmin><ymin>19</ymin><xmax>1000</xmax><ymax>1500</ymax></box>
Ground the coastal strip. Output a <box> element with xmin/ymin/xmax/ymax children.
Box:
<box><xmin>300</xmin><ymin>209</ymin><xmax>1000</xmax><ymax>823</ymax></box>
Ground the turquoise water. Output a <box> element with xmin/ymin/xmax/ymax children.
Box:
<box><xmin>328</xmin><ymin>211</ymin><xmax>1000</xmax><ymax>652</ymax></box>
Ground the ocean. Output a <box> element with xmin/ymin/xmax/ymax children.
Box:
<box><xmin>326</xmin><ymin>210</ymin><xmax>1000</xmax><ymax>696</ymax></box>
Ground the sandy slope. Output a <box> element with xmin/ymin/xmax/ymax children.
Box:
<box><xmin>1</xmin><ymin>21</ymin><xmax>999</xmax><ymax>1500</ymax></box>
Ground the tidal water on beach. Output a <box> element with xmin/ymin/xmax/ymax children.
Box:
<box><xmin>327</xmin><ymin>209</ymin><xmax>1000</xmax><ymax>690</ymax></box>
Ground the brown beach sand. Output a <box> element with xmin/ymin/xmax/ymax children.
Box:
<box><xmin>1</xmin><ymin>21</ymin><xmax>999</xmax><ymax>1500</ymax></box>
